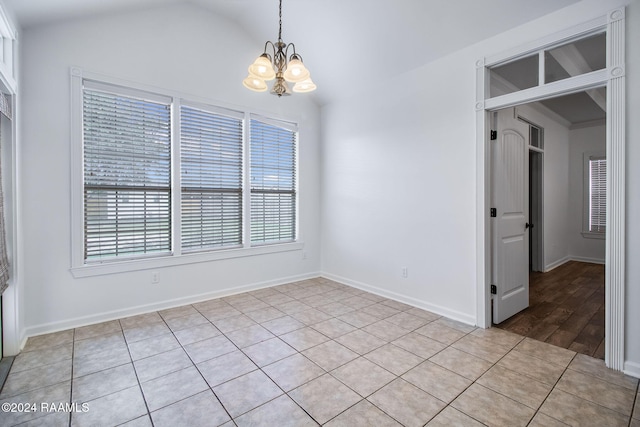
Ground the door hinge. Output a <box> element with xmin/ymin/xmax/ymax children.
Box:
<box><xmin>490</xmin><ymin>130</ymin><xmax>497</xmax><ymax>140</ymax></box>
<box><xmin>491</xmin><ymin>285</ymin><xmax>497</xmax><ymax>294</ymax></box>
<box><xmin>490</xmin><ymin>208</ymin><xmax>497</xmax><ymax>217</ymax></box>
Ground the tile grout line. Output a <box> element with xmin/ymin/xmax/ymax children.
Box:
<box><xmin>558</xmin><ymin>356</ymin><xmax>639</xmax><ymax>420</ymax></box>
<box><xmin>66</xmin><ymin>328</ymin><xmax>75</xmax><ymax>427</ymax></box>
<box><xmin>119</xmin><ymin>318</ymin><xmax>157</xmax><ymax>427</ymax></box>
<box><xmin>184</xmin><ymin>294</ymin><xmax>335</xmax><ymax>424</ymax></box>
<box><xmin>233</xmin><ymin>288</ymin><xmax>405</xmax><ymax>425</ymax></box>
<box><xmin>420</xmin><ymin>327</ymin><xmax>512</xmax><ymax>426</ymax></box>
<box><xmin>159</xmin><ymin>304</ymin><xmax>236</xmax><ymax>424</ymax></box>
<box><xmin>628</xmin><ymin>384</ymin><xmax>639</xmax><ymax>427</ymax></box>
<box><xmin>527</xmin><ymin>351</ymin><xmax>578</xmax><ymax>426</ymax></box>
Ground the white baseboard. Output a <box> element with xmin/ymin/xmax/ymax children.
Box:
<box><xmin>623</xmin><ymin>360</ymin><xmax>640</xmax><ymax>379</ymax></box>
<box><xmin>321</xmin><ymin>272</ymin><xmax>476</xmax><ymax>327</ymax></box>
<box><xmin>544</xmin><ymin>256</ymin><xmax>571</xmax><ymax>272</ymax></box>
<box><xmin>569</xmin><ymin>255</ymin><xmax>605</xmax><ymax>265</ymax></box>
<box><xmin>544</xmin><ymin>256</ymin><xmax>605</xmax><ymax>272</ymax></box>
<box><xmin>23</xmin><ymin>271</ymin><xmax>321</xmax><ymax>341</ymax></box>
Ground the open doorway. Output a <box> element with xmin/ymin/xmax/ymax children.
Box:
<box><xmin>477</xmin><ymin>8</ymin><xmax>626</xmax><ymax>370</ymax></box>
<box><xmin>491</xmin><ymin>90</ymin><xmax>607</xmax><ymax>359</ymax></box>
<box><xmin>525</xmin><ymin>119</ymin><xmax>544</xmax><ymax>273</ymax></box>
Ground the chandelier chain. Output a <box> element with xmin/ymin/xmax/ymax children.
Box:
<box><xmin>278</xmin><ymin>0</ymin><xmax>283</xmax><ymax>41</ymax></box>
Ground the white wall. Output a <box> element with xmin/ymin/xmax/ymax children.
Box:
<box><xmin>321</xmin><ymin>53</ymin><xmax>478</xmax><ymax>324</ymax></box>
<box><xmin>321</xmin><ymin>0</ymin><xmax>640</xmax><ymax>375</ymax></box>
<box><xmin>17</xmin><ymin>3</ymin><xmax>321</xmax><ymax>340</ymax></box>
<box><xmin>568</xmin><ymin>124</ymin><xmax>606</xmax><ymax>263</ymax></box>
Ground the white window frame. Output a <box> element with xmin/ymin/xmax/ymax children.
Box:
<box><xmin>582</xmin><ymin>151</ymin><xmax>606</xmax><ymax>239</ymax></box>
<box><xmin>70</xmin><ymin>68</ymin><xmax>303</xmax><ymax>277</ymax></box>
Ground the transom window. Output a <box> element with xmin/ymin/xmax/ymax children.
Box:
<box><xmin>488</xmin><ymin>31</ymin><xmax>606</xmax><ymax>99</ymax></box>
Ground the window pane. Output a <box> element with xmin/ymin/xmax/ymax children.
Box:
<box><xmin>83</xmin><ymin>88</ymin><xmax>171</xmax><ymax>260</ymax></box>
<box><xmin>250</xmin><ymin>119</ymin><xmax>296</xmax><ymax>244</ymax></box>
<box><xmin>545</xmin><ymin>32</ymin><xmax>606</xmax><ymax>84</ymax></box>
<box><xmin>180</xmin><ymin>105</ymin><xmax>243</xmax><ymax>250</ymax></box>
<box><xmin>489</xmin><ymin>54</ymin><xmax>539</xmax><ymax>98</ymax></box>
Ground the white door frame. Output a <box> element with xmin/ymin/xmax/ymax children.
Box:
<box><xmin>0</xmin><ymin>7</ymin><xmax>20</xmax><ymax>357</ymax></box>
<box><xmin>475</xmin><ymin>8</ymin><xmax>626</xmax><ymax>370</ymax></box>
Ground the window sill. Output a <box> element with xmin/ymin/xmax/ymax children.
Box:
<box><xmin>70</xmin><ymin>241</ymin><xmax>305</xmax><ymax>278</ymax></box>
<box><xmin>581</xmin><ymin>231</ymin><xmax>605</xmax><ymax>240</ymax></box>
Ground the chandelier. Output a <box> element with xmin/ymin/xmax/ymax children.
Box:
<box><xmin>242</xmin><ymin>0</ymin><xmax>316</xmax><ymax>96</ymax></box>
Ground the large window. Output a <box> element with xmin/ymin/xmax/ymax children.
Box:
<box><xmin>79</xmin><ymin>78</ymin><xmax>298</xmax><ymax>266</ymax></box>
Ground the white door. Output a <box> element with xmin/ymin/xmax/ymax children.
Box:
<box><xmin>492</xmin><ymin>108</ymin><xmax>530</xmax><ymax>324</ymax></box>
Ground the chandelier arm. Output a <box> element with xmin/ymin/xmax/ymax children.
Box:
<box><xmin>263</xmin><ymin>41</ymin><xmax>277</xmax><ymax>59</ymax></box>
<box><xmin>284</xmin><ymin>43</ymin><xmax>297</xmax><ymax>61</ymax></box>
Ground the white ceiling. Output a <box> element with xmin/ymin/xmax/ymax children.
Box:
<box><xmin>3</xmin><ymin>0</ymin><xmax>582</xmax><ymax>106</ymax></box>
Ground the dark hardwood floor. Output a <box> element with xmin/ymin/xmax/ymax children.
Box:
<box><xmin>495</xmin><ymin>260</ymin><xmax>605</xmax><ymax>359</ymax></box>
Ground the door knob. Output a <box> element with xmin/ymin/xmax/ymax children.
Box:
<box><xmin>525</xmin><ymin>222</ymin><xmax>534</xmax><ymax>229</ymax></box>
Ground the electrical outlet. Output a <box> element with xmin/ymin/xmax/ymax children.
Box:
<box><xmin>401</xmin><ymin>267</ymin><xmax>408</xmax><ymax>278</ymax></box>
<box><xmin>302</xmin><ymin>251</ymin><xmax>307</xmax><ymax>260</ymax></box>
<box><xmin>151</xmin><ymin>271</ymin><xmax>160</xmax><ymax>284</ymax></box>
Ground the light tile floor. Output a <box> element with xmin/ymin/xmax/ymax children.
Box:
<box><xmin>1</xmin><ymin>278</ymin><xmax>638</xmax><ymax>426</ymax></box>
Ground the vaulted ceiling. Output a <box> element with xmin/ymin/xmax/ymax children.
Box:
<box><xmin>0</xmin><ymin>0</ymin><xmax>579</xmax><ymax>104</ymax></box>
<box><xmin>4</xmin><ymin>0</ymin><xmax>583</xmax><ymax>107</ymax></box>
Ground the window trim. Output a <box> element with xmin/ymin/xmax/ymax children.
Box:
<box><xmin>582</xmin><ymin>151</ymin><xmax>606</xmax><ymax>239</ymax></box>
<box><xmin>70</xmin><ymin>68</ymin><xmax>303</xmax><ymax>277</ymax></box>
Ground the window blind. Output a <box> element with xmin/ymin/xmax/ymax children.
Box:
<box><xmin>589</xmin><ymin>157</ymin><xmax>606</xmax><ymax>233</ymax></box>
<box><xmin>180</xmin><ymin>105</ymin><xmax>243</xmax><ymax>250</ymax></box>
<box><xmin>83</xmin><ymin>87</ymin><xmax>172</xmax><ymax>260</ymax></box>
<box><xmin>250</xmin><ymin>118</ymin><xmax>297</xmax><ymax>244</ymax></box>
